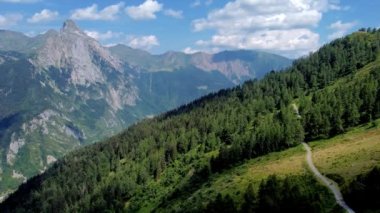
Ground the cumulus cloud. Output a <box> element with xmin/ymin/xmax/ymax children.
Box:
<box><xmin>191</xmin><ymin>0</ymin><xmax>213</xmax><ymax>7</ymax></box>
<box><xmin>126</xmin><ymin>0</ymin><xmax>162</xmax><ymax>20</ymax></box>
<box><xmin>27</xmin><ymin>9</ymin><xmax>58</xmax><ymax>23</ymax></box>
<box><xmin>191</xmin><ymin>0</ymin><xmax>339</xmax><ymax>58</ymax></box>
<box><xmin>84</xmin><ymin>31</ymin><xmax>159</xmax><ymax>50</ymax></box>
<box><xmin>183</xmin><ymin>47</ymin><xmax>199</xmax><ymax>54</ymax></box>
<box><xmin>71</xmin><ymin>2</ymin><xmax>124</xmax><ymax>21</ymax></box>
<box><xmin>192</xmin><ymin>0</ymin><xmax>327</xmax><ymax>32</ymax></box>
<box><xmin>0</xmin><ymin>14</ymin><xmax>23</xmax><ymax>27</ymax></box>
<box><xmin>211</xmin><ymin>29</ymin><xmax>319</xmax><ymax>57</ymax></box>
<box><xmin>328</xmin><ymin>20</ymin><xmax>357</xmax><ymax>40</ymax></box>
<box><xmin>84</xmin><ymin>30</ymin><xmax>122</xmax><ymax>41</ymax></box>
<box><xmin>328</xmin><ymin>0</ymin><xmax>350</xmax><ymax>11</ymax></box>
<box><xmin>164</xmin><ymin>9</ymin><xmax>183</xmax><ymax>19</ymax></box>
<box><xmin>127</xmin><ymin>35</ymin><xmax>159</xmax><ymax>50</ymax></box>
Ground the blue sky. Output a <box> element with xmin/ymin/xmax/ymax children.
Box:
<box><xmin>0</xmin><ymin>0</ymin><xmax>379</xmax><ymax>58</ymax></box>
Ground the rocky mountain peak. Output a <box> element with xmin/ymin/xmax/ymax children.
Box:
<box><xmin>33</xmin><ymin>20</ymin><xmax>122</xmax><ymax>86</ymax></box>
<box><xmin>61</xmin><ymin>19</ymin><xmax>82</xmax><ymax>34</ymax></box>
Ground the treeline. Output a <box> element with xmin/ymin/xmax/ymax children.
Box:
<box><xmin>203</xmin><ymin>175</ymin><xmax>337</xmax><ymax>213</ymax></box>
<box><xmin>1</xmin><ymin>29</ymin><xmax>380</xmax><ymax>212</ymax></box>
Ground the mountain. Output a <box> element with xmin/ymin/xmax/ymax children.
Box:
<box><xmin>0</xmin><ymin>20</ymin><xmax>291</xmax><ymax>196</ymax></box>
<box><xmin>109</xmin><ymin>45</ymin><xmax>291</xmax><ymax>84</ymax></box>
<box><xmin>1</xmin><ymin>29</ymin><xmax>379</xmax><ymax>212</ymax></box>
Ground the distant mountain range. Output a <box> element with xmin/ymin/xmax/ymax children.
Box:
<box><xmin>109</xmin><ymin>44</ymin><xmax>291</xmax><ymax>84</ymax></box>
<box><xmin>0</xmin><ymin>20</ymin><xmax>291</xmax><ymax>195</ymax></box>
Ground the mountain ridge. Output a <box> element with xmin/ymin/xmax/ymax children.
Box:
<box><xmin>109</xmin><ymin>44</ymin><xmax>291</xmax><ymax>84</ymax></box>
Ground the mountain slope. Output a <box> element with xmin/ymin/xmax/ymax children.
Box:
<box><xmin>1</xmin><ymin>29</ymin><xmax>379</xmax><ymax>212</ymax></box>
<box><xmin>160</xmin><ymin>120</ymin><xmax>380</xmax><ymax>212</ymax></box>
<box><xmin>0</xmin><ymin>20</ymin><xmax>290</xmax><ymax>196</ymax></box>
<box><xmin>0</xmin><ymin>30</ymin><xmax>44</xmax><ymax>54</ymax></box>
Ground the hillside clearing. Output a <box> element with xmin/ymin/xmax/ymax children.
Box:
<box><xmin>173</xmin><ymin>120</ymin><xmax>380</xmax><ymax>209</ymax></box>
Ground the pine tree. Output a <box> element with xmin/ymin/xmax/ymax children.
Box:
<box><xmin>241</xmin><ymin>183</ymin><xmax>257</xmax><ymax>213</ymax></box>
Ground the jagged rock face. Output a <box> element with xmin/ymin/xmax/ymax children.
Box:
<box><xmin>6</xmin><ymin>133</ymin><xmax>25</xmax><ymax>166</ymax></box>
<box><xmin>0</xmin><ymin>21</ymin><xmax>141</xmax><ymax>195</ymax></box>
<box><xmin>32</xmin><ymin>20</ymin><xmax>138</xmax><ymax>110</ymax></box>
<box><xmin>190</xmin><ymin>52</ymin><xmax>251</xmax><ymax>84</ymax></box>
<box><xmin>35</xmin><ymin>20</ymin><xmax>121</xmax><ymax>86</ymax></box>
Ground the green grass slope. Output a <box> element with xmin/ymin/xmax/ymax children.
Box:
<box><xmin>159</xmin><ymin>120</ymin><xmax>380</xmax><ymax>212</ymax></box>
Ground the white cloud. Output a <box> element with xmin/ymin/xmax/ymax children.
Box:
<box><xmin>71</xmin><ymin>2</ymin><xmax>124</xmax><ymax>21</ymax></box>
<box><xmin>25</xmin><ymin>31</ymin><xmax>36</xmax><ymax>37</ymax></box>
<box><xmin>104</xmin><ymin>43</ymin><xmax>119</xmax><ymax>47</ymax></box>
<box><xmin>191</xmin><ymin>0</ymin><xmax>212</xmax><ymax>7</ymax></box>
<box><xmin>84</xmin><ymin>30</ymin><xmax>122</xmax><ymax>41</ymax></box>
<box><xmin>27</xmin><ymin>9</ymin><xmax>58</xmax><ymax>23</ymax></box>
<box><xmin>191</xmin><ymin>0</ymin><xmax>339</xmax><ymax>58</ymax></box>
<box><xmin>84</xmin><ymin>31</ymin><xmax>159</xmax><ymax>50</ymax></box>
<box><xmin>164</xmin><ymin>9</ymin><xmax>183</xmax><ymax>19</ymax></box>
<box><xmin>212</xmin><ymin>29</ymin><xmax>319</xmax><ymax>57</ymax></box>
<box><xmin>191</xmin><ymin>0</ymin><xmax>201</xmax><ymax>7</ymax></box>
<box><xmin>328</xmin><ymin>20</ymin><xmax>357</xmax><ymax>40</ymax></box>
<box><xmin>0</xmin><ymin>14</ymin><xmax>23</xmax><ymax>27</ymax></box>
<box><xmin>183</xmin><ymin>47</ymin><xmax>199</xmax><ymax>54</ymax></box>
<box><xmin>24</xmin><ymin>30</ymin><xmax>48</xmax><ymax>37</ymax></box>
<box><xmin>193</xmin><ymin>1</ymin><xmax>326</xmax><ymax>33</ymax></box>
<box><xmin>127</xmin><ymin>35</ymin><xmax>159</xmax><ymax>50</ymax></box>
<box><xmin>183</xmin><ymin>45</ymin><xmax>221</xmax><ymax>54</ymax></box>
<box><xmin>328</xmin><ymin>0</ymin><xmax>350</xmax><ymax>11</ymax></box>
<box><xmin>126</xmin><ymin>0</ymin><xmax>162</xmax><ymax>20</ymax></box>
<box><xmin>329</xmin><ymin>4</ymin><xmax>349</xmax><ymax>11</ymax></box>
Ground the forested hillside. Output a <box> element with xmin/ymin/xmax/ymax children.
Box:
<box><xmin>1</xmin><ymin>28</ymin><xmax>380</xmax><ymax>212</ymax></box>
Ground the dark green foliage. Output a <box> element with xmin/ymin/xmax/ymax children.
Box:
<box><xmin>325</xmin><ymin>173</ymin><xmax>345</xmax><ymax>186</ymax></box>
<box><xmin>204</xmin><ymin>193</ymin><xmax>237</xmax><ymax>213</ymax></box>
<box><xmin>256</xmin><ymin>175</ymin><xmax>331</xmax><ymax>213</ymax></box>
<box><xmin>204</xmin><ymin>175</ymin><xmax>336</xmax><ymax>213</ymax></box>
<box><xmin>344</xmin><ymin>167</ymin><xmax>380</xmax><ymax>212</ymax></box>
<box><xmin>240</xmin><ymin>183</ymin><xmax>257</xmax><ymax>213</ymax></box>
<box><xmin>300</xmin><ymin>67</ymin><xmax>380</xmax><ymax>141</ymax></box>
<box><xmin>1</xmin><ymin>30</ymin><xmax>380</xmax><ymax>212</ymax></box>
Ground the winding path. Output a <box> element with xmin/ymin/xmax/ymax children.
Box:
<box><xmin>302</xmin><ymin>143</ymin><xmax>355</xmax><ymax>213</ymax></box>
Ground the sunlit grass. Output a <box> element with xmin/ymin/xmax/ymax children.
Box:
<box><xmin>171</xmin><ymin>119</ymin><xmax>380</xmax><ymax>209</ymax></box>
<box><xmin>311</xmin><ymin>120</ymin><xmax>380</xmax><ymax>183</ymax></box>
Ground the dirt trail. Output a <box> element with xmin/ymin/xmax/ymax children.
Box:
<box><xmin>302</xmin><ymin>143</ymin><xmax>355</xmax><ymax>213</ymax></box>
